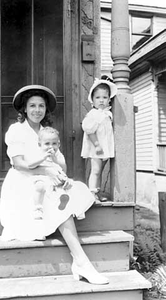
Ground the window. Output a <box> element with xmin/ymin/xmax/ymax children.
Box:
<box><xmin>131</xmin><ymin>16</ymin><xmax>152</xmax><ymax>51</ymax></box>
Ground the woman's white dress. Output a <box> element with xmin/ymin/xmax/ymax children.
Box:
<box><xmin>0</xmin><ymin>120</ymin><xmax>95</xmax><ymax>241</ymax></box>
<box><xmin>81</xmin><ymin>108</ymin><xmax>114</xmax><ymax>160</ymax></box>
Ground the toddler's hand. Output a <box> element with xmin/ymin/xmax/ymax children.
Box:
<box><xmin>95</xmin><ymin>144</ymin><xmax>104</xmax><ymax>155</ymax></box>
<box><xmin>44</xmin><ymin>148</ymin><xmax>56</xmax><ymax>159</ymax></box>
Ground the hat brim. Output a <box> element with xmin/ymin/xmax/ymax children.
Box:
<box><xmin>13</xmin><ymin>85</ymin><xmax>57</xmax><ymax>112</ymax></box>
<box><xmin>88</xmin><ymin>79</ymin><xmax>117</xmax><ymax>104</ymax></box>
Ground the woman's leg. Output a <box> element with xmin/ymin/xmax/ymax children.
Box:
<box><xmin>58</xmin><ymin>215</ymin><xmax>109</xmax><ymax>284</ymax></box>
<box><xmin>58</xmin><ymin>215</ymin><xmax>87</xmax><ymax>263</ymax></box>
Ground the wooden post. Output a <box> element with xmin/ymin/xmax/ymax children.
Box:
<box><xmin>159</xmin><ymin>192</ymin><xmax>166</xmax><ymax>252</ymax></box>
<box><xmin>111</xmin><ymin>0</ymin><xmax>130</xmax><ymax>91</ymax></box>
<box><xmin>110</xmin><ymin>0</ymin><xmax>135</xmax><ymax>202</ymax></box>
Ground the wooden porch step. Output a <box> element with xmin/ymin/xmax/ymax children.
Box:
<box><xmin>0</xmin><ymin>230</ymin><xmax>133</xmax><ymax>278</ymax></box>
<box><xmin>0</xmin><ymin>270</ymin><xmax>151</xmax><ymax>300</ymax></box>
<box><xmin>75</xmin><ymin>201</ymin><xmax>135</xmax><ymax>234</ymax></box>
<box><xmin>0</xmin><ymin>201</ymin><xmax>135</xmax><ymax>236</ymax></box>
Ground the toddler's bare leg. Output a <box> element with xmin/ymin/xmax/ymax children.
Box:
<box><xmin>88</xmin><ymin>158</ymin><xmax>102</xmax><ymax>191</ymax></box>
<box><xmin>88</xmin><ymin>158</ymin><xmax>109</xmax><ymax>202</ymax></box>
<box><xmin>34</xmin><ymin>180</ymin><xmax>46</xmax><ymax>220</ymax></box>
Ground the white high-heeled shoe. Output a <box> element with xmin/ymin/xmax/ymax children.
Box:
<box><xmin>71</xmin><ymin>260</ymin><xmax>109</xmax><ymax>285</ymax></box>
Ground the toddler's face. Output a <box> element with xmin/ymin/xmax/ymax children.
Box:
<box><xmin>39</xmin><ymin>133</ymin><xmax>60</xmax><ymax>153</ymax></box>
<box><xmin>92</xmin><ymin>88</ymin><xmax>110</xmax><ymax>109</ymax></box>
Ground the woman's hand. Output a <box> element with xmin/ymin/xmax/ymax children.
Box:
<box><xmin>31</xmin><ymin>164</ymin><xmax>65</xmax><ymax>186</ymax></box>
<box><xmin>44</xmin><ymin>166</ymin><xmax>66</xmax><ymax>186</ymax></box>
<box><xmin>62</xmin><ymin>178</ymin><xmax>73</xmax><ymax>190</ymax></box>
<box><xmin>12</xmin><ymin>155</ymin><xmax>68</xmax><ymax>186</ymax></box>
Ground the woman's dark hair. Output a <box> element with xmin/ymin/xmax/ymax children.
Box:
<box><xmin>17</xmin><ymin>90</ymin><xmax>53</xmax><ymax>126</ymax></box>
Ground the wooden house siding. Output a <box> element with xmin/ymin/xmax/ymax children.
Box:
<box><xmin>130</xmin><ymin>72</ymin><xmax>153</xmax><ymax>171</ymax></box>
<box><xmin>100</xmin><ymin>13</ymin><xmax>113</xmax><ymax>73</ymax></box>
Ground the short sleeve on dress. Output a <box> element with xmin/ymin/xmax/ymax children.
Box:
<box><xmin>82</xmin><ymin>109</ymin><xmax>99</xmax><ymax>134</ymax></box>
<box><xmin>5</xmin><ymin>123</ymin><xmax>25</xmax><ymax>159</ymax></box>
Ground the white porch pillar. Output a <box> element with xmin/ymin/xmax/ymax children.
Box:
<box><xmin>110</xmin><ymin>0</ymin><xmax>135</xmax><ymax>202</ymax></box>
<box><xmin>111</xmin><ymin>0</ymin><xmax>130</xmax><ymax>91</ymax></box>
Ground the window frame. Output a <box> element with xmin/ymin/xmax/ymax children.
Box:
<box><xmin>131</xmin><ymin>14</ymin><xmax>153</xmax><ymax>51</ymax></box>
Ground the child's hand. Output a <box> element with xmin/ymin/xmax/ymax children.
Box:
<box><xmin>49</xmin><ymin>149</ymin><xmax>60</xmax><ymax>163</ymax></box>
<box><xmin>44</xmin><ymin>148</ymin><xmax>56</xmax><ymax>159</ymax></box>
<box><xmin>95</xmin><ymin>145</ymin><xmax>104</xmax><ymax>155</ymax></box>
<box><xmin>94</xmin><ymin>142</ymin><xmax>104</xmax><ymax>155</ymax></box>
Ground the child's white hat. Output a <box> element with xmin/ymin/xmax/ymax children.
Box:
<box><xmin>88</xmin><ymin>77</ymin><xmax>117</xmax><ymax>105</ymax></box>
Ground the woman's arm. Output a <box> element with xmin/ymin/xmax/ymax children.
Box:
<box><xmin>12</xmin><ymin>155</ymin><xmax>63</xmax><ymax>185</ymax></box>
<box><xmin>13</xmin><ymin>155</ymin><xmax>34</xmax><ymax>172</ymax></box>
<box><xmin>27</xmin><ymin>154</ymin><xmax>47</xmax><ymax>169</ymax></box>
<box><xmin>28</xmin><ymin>148</ymin><xmax>57</xmax><ymax>169</ymax></box>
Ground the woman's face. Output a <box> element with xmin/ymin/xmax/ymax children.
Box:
<box><xmin>25</xmin><ymin>96</ymin><xmax>46</xmax><ymax>126</ymax></box>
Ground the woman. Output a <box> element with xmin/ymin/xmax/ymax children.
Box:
<box><xmin>0</xmin><ymin>85</ymin><xmax>109</xmax><ymax>285</ymax></box>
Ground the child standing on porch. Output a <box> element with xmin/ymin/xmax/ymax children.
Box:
<box><xmin>81</xmin><ymin>75</ymin><xmax>117</xmax><ymax>202</ymax></box>
<box><xmin>28</xmin><ymin>126</ymin><xmax>72</xmax><ymax>220</ymax></box>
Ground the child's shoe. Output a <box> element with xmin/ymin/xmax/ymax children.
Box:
<box><xmin>35</xmin><ymin>235</ymin><xmax>46</xmax><ymax>241</ymax></box>
<box><xmin>34</xmin><ymin>205</ymin><xmax>43</xmax><ymax>220</ymax></box>
<box><xmin>90</xmin><ymin>188</ymin><xmax>108</xmax><ymax>203</ymax></box>
<box><xmin>97</xmin><ymin>191</ymin><xmax>108</xmax><ymax>202</ymax></box>
<box><xmin>77</xmin><ymin>212</ymin><xmax>85</xmax><ymax>220</ymax></box>
<box><xmin>90</xmin><ymin>188</ymin><xmax>100</xmax><ymax>204</ymax></box>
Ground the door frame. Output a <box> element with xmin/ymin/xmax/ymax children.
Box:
<box><xmin>63</xmin><ymin>0</ymin><xmax>83</xmax><ymax>179</ymax></box>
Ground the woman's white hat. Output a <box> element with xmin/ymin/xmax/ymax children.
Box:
<box><xmin>13</xmin><ymin>85</ymin><xmax>57</xmax><ymax>112</ymax></box>
<box><xmin>88</xmin><ymin>78</ymin><xmax>117</xmax><ymax>105</ymax></box>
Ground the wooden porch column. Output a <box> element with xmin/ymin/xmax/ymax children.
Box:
<box><xmin>110</xmin><ymin>0</ymin><xmax>135</xmax><ymax>202</ymax></box>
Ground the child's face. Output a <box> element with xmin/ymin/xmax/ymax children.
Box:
<box><xmin>92</xmin><ymin>88</ymin><xmax>110</xmax><ymax>109</ymax></box>
<box><xmin>39</xmin><ymin>133</ymin><xmax>60</xmax><ymax>153</ymax></box>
